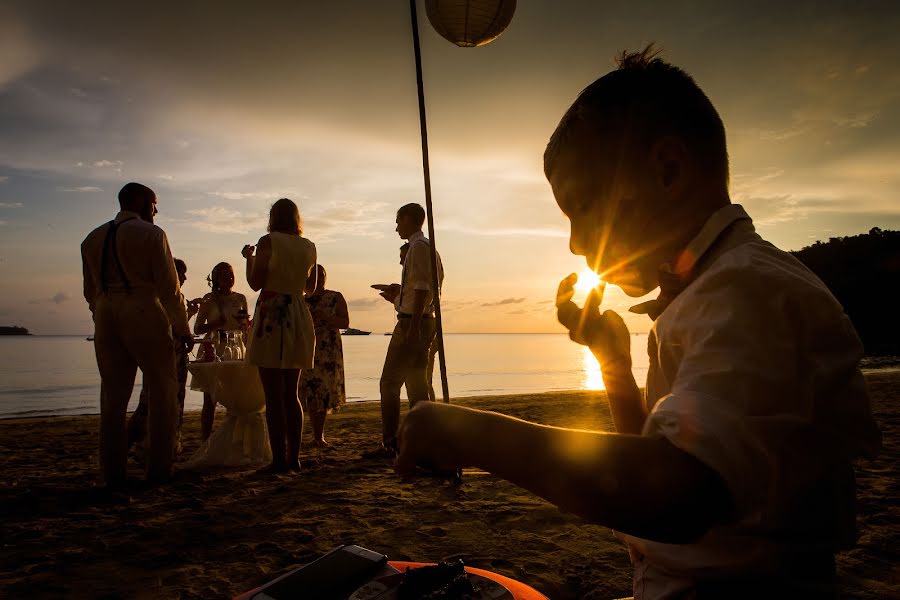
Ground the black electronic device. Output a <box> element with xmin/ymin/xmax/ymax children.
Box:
<box><xmin>252</xmin><ymin>545</ymin><xmax>388</xmax><ymax>600</ymax></box>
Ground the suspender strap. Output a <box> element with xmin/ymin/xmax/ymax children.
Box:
<box><xmin>100</xmin><ymin>217</ymin><xmax>136</xmax><ymax>293</ymax></box>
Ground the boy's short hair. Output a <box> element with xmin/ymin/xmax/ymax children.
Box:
<box><xmin>118</xmin><ymin>182</ymin><xmax>154</xmax><ymax>210</ymax></box>
<box><xmin>544</xmin><ymin>45</ymin><xmax>729</xmax><ymax>188</ymax></box>
<box><xmin>174</xmin><ymin>258</ymin><xmax>187</xmax><ymax>274</ymax></box>
<box><xmin>397</xmin><ymin>203</ymin><xmax>426</xmax><ymax>228</ymax></box>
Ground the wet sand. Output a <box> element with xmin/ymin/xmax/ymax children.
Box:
<box><xmin>1</xmin><ymin>371</ymin><xmax>897</xmax><ymax>599</ymax></box>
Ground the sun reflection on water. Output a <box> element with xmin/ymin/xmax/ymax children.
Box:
<box><xmin>581</xmin><ymin>346</ymin><xmax>605</xmax><ymax>391</ymax></box>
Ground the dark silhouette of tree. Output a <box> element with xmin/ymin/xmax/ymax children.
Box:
<box><xmin>791</xmin><ymin>227</ymin><xmax>900</xmax><ymax>355</ymax></box>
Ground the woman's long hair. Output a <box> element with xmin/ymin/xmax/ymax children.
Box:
<box><xmin>268</xmin><ymin>198</ymin><xmax>303</xmax><ymax>236</ymax></box>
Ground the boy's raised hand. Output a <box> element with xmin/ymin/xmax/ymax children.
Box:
<box><xmin>556</xmin><ymin>273</ymin><xmax>632</xmax><ymax>370</ymax></box>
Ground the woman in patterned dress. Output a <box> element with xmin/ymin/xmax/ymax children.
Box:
<box><xmin>243</xmin><ymin>198</ymin><xmax>317</xmax><ymax>473</ymax></box>
<box><xmin>300</xmin><ymin>265</ymin><xmax>349</xmax><ymax>447</ymax></box>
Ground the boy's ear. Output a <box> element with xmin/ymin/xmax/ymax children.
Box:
<box><xmin>650</xmin><ymin>136</ymin><xmax>691</xmax><ymax>193</ymax></box>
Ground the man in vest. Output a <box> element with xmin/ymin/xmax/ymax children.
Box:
<box><xmin>82</xmin><ymin>182</ymin><xmax>193</xmax><ymax>487</ymax></box>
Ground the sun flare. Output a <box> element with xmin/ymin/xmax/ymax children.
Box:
<box><xmin>573</xmin><ymin>268</ymin><xmax>603</xmax><ymax>294</ymax></box>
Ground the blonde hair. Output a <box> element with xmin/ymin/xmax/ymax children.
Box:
<box><xmin>268</xmin><ymin>198</ymin><xmax>303</xmax><ymax>236</ymax></box>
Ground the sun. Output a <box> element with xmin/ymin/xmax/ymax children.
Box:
<box><xmin>572</xmin><ymin>268</ymin><xmax>603</xmax><ymax>294</ymax></box>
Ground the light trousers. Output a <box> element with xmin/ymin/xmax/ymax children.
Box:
<box><xmin>379</xmin><ymin>318</ymin><xmax>436</xmax><ymax>446</ymax></box>
<box><xmin>93</xmin><ymin>294</ymin><xmax>178</xmax><ymax>484</ymax></box>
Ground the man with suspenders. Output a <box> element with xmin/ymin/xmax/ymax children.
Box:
<box><xmin>81</xmin><ymin>182</ymin><xmax>193</xmax><ymax>487</ymax></box>
<box><xmin>368</xmin><ymin>203</ymin><xmax>444</xmax><ymax>458</ymax></box>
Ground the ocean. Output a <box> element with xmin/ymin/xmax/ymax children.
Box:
<box><xmin>0</xmin><ymin>333</ymin><xmax>650</xmax><ymax>419</ymax></box>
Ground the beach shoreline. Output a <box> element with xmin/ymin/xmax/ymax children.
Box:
<box><xmin>1</xmin><ymin>373</ymin><xmax>897</xmax><ymax>599</ymax></box>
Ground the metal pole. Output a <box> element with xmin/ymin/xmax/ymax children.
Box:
<box><xmin>409</xmin><ymin>0</ymin><xmax>450</xmax><ymax>404</ymax></box>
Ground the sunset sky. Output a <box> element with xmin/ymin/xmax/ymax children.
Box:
<box><xmin>1</xmin><ymin>1</ymin><xmax>898</xmax><ymax>335</ymax></box>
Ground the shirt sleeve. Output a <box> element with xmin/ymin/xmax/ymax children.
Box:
<box><xmin>406</xmin><ymin>241</ymin><xmax>435</xmax><ymax>293</ymax></box>
<box><xmin>643</xmin><ymin>265</ymin><xmax>877</xmax><ymax>536</ymax></box>
<box><xmin>152</xmin><ymin>229</ymin><xmax>191</xmax><ymax>337</ymax></box>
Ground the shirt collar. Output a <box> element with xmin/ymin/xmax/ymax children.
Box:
<box><xmin>408</xmin><ymin>230</ymin><xmax>426</xmax><ymax>243</ymax></box>
<box><xmin>115</xmin><ymin>210</ymin><xmax>142</xmax><ymax>224</ymax></box>
<box><xmin>670</xmin><ymin>204</ymin><xmax>751</xmax><ymax>276</ymax></box>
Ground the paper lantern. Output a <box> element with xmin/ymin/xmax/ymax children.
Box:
<box><xmin>424</xmin><ymin>0</ymin><xmax>516</xmax><ymax>47</ymax></box>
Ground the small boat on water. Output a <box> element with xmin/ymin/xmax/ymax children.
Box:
<box><xmin>341</xmin><ymin>328</ymin><xmax>371</xmax><ymax>336</ymax></box>
<box><xmin>86</xmin><ymin>336</ymin><xmax>95</xmax><ymax>341</ymax></box>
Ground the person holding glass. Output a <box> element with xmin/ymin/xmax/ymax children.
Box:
<box><xmin>194</xmin><ymin>262</ymin><xmax>248</xmax><ymax>440</ymax></box>
<box><xmin>243</xmin><ymin>198</ymin><xmax>317</xmax><ymax>473</ymax></box>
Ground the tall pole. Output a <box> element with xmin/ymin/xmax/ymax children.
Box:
<box><xmin>409</xmin><ymin>0</ymin><xmax>450</xmax><ymax>404</ymax></box>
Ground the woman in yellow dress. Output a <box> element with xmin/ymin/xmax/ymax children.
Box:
<box><xmin>243</xmin><ymin>198</ymin><xmax>317</xmax><ymax>473</ymax></box>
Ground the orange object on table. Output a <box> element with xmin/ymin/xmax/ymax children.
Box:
<box><xmin>388</xmin><ymin>561</ymin><xmax>549</xmax><ymax>600</ymax></box>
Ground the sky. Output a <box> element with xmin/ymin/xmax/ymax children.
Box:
<box><xmin>1</xmin><ymin>0</ymin><xmax>898</xmax><ymax>335</ymax></box>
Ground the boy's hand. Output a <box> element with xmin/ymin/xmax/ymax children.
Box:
<box><xmin>556</xmin><ymin>273</ymin><xmax>632</xmax><ymax>370</ymax></box>
<box><xmin>395</xmin><ymin>402</ymin><xmax>463</xmax><ymax>476</ymax></box>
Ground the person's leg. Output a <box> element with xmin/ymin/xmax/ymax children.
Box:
<box><xmin>259</xmin><ymin>366</ymin><xmax>287</xmax><ymax>471</ymax></box>
<box><xmin>124</xmin><ymin>304</ymin><xmax>178</xmax><ymax>484</ymax></box>
<box><xmin>174</xmin><ymin>348</ymin><xmax>188</xmax><ymax>455</ymax></box>
<box><xmin>127</xmin><ymin>377</ymin><xmax>149</xmax><ymax>449</ymax></box>
<box><xmin>201</xmin><ymin>392</ymin><xmax>215</xmax><ymax>441</ymax></box>
<box><xmin>282</xmin><ymin>369</ymin><xmax>303</xmax><ymax>471</ymax></box>
<box><xmin>379</xmin><ymin>321</ymin><xmax>412</xmax><ymax>449</ymax></box>
<box><xmin>94</xmin><ymin>315</ymin><xmax>138</xmax><ymax>487</ymax></box>
<box><xmin>405</xmin><ymin>319</ymin><xmax>437</xmax><ymax>409</ymax></box>
<box><xmin>312</xmin><ymin>410</ymin><xmax>328</xmax><ymax>446</ymax></box>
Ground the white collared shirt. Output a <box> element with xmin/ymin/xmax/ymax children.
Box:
<box><xmin>81</xmin><ymin>210</ymin><xmax>191</xmax><ymax>337</ymax></box>
<box><xmin>619</xmin><ymin>204</ymin><xmax>881</xmax><ymax>598</ymax></box>
<box><xmin>394</xmin><ymin>230</ymin><xmax>444</xmax><ymax>316</ymax></box>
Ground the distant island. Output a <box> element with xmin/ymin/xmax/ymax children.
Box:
<box><xmin>792</xmin><ymin>227</ymin><xmax>900</xmax><ymax>355</ymax></box>
<box><xmin>341</xmin><ymin>328</ymin><xmax>371</xmax><ymax>336</ymax></box>
<box><xmin>0</xmin><ymin>326</ymin><xmax>31</xmax><ymax>336</ymax></box>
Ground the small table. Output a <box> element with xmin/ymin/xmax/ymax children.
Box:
<box><xmin>185</xmin><ymin>360</ymin><xmax>271</xmax><ymax>468</ymax></box>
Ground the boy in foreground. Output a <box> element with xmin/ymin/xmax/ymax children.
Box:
<box><xmin>395</xmin><ymin>47</ymin><xmax>881</xmax><ymax>598</ymax></box>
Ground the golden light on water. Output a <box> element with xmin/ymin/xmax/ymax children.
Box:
<box><xmin>581</xmin><ymin>346</ymin><xmax>605</xmax><ymax>390</ymax></box>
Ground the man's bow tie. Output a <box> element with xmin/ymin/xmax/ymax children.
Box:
<box><xmin>628</xmin><ymin>267</ymin><xmax>689</xmax><ymax>321</ymax></box>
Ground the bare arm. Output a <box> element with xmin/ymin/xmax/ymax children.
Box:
<box><xmin>557</xmin><ymin>276</ymin><xmax>646</xmax><ymax>434</ymax></box>
<box><xmin>245</xmin><ymin>236</ymin><xmax>271</xmax><ymax>292</ymax></box>
<box><xmin>81</xmin><ymin>242</ymin><xmax>97</xmax><ymax>314</ymax></box>
<box><xmin>153</xmin><ymin>231</ymin><xmax>191</xmax><ymax>337</ymax></box>
<box><xmin>331</xmin><ymin>293</ymin><xmax>350</xmax><ymax>329</ymax></box>
<box><xmin>194</xmin><ymin>296</ymin><xmax>224</xmax><ymax>335</ymax></box>
<box><xmin>304</xmin><ymin>264</ymin><xmax>317</xmax><ymax>297</ymax></box>
<box><xmin>397</xmin><ymin>403</ymin><xmax>733</xmax><ymax>543</ymax></box>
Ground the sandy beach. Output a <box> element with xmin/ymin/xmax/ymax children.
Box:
<box><xmin>1</xmin><ymin>371</ymin><xmax>897</xmax><ymax>599</ymax></box>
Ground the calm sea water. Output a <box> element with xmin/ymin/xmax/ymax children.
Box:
<box><xmin>0</xmin><ymin>333</ymin><xmax>650</xmax><ymax>419</ymax></box>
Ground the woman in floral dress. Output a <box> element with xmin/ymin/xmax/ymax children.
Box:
<box><xmin>243</xmin><ymin>198</ymin><xmax>316</xmax><ymax>473</ymax></box>
<box><xmin>300</xmin><ymin>265</ymin><xmax>349</xmax><ymax>447</ymax></box>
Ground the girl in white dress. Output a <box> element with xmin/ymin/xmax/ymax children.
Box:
<box><xmin>194</xmin><ymin>262</ymin><xmax>248</xmax><ymax>440</ymax></box>
<box><xmin>243</xmin><ymin>198</ymin><xmax>317</xmax><ymax>473</ymax></box>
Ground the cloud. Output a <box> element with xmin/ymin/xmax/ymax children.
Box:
<box><xmin>157</xmin><ymin>174</ymin><xmax>174</xmax><ymax>181</ymax></box>
<box><xmin>0</xmin><ymin>220</ymin><xmax>7</xmax><ymax>226</ymax></box>
<box><xmin>93</xmin><ymin>160</ymin><xmax>123</xmax><ymax>168</ymax></box>
<box><xmin>0</xmin><ymin>176</ymin><xmax>8</xmax><ymax>182</ymax></box>
<box><xmin>184</xmin><ymin>206</ymin><xmax>267</xmax><ymax>234</ymax></box>
<box><xmin>347</xmin><ymin>297</ymin><xmax>381</xmax><ymax>310</ymax></box>
<box><xmin>444</xmin><ymin>225</ymin><xmax>567</xmax><ymax>238</ymax></box>
<box><xmin>28</xmin><ymin>291</ymin><xmax>72</xmax><ymax>305</ymax></box>
<box><xmin>0</xmin><ymin>202</ymin><xmax>22</xmax><ymax>208</ymax></box>
<box><xmin>58</xmin><ymin>186</ymin><xmax>102</xmax><ymax>192</ymax></box>
<box><xmin>482</xmin><ymin>297</ymin><xmax>526</xmax><ymax>307</ymax></box>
